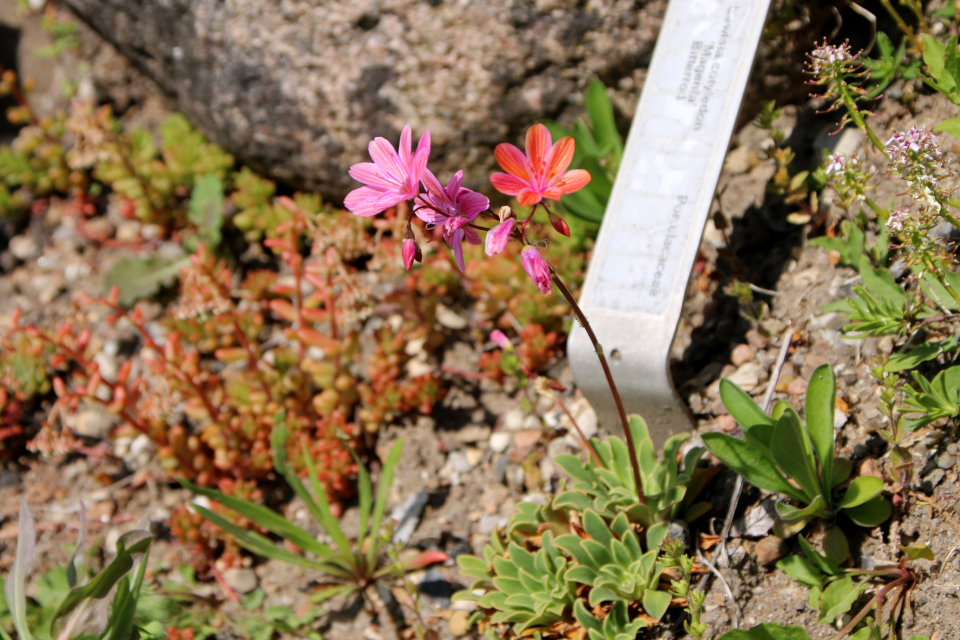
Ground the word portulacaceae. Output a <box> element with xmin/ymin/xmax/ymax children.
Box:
<box><xmin>344</xmin><ymin>123</ymin><xmax>591</xmax><ymax>294</ymax></box>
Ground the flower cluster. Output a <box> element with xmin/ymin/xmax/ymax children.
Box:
<box><xmin>344</xmin><ymin>123</ymin><xmax>590</xmax><ymax>294</ymax></box>
<box><xmin>806</xmin><ymin>40</ymin><xmax>859</xmax><ymax>77</ymax></box>
<box><xmin>885</xmin><ymin>127</ymin><xmax>947</xmax><ymax>207</ymax></box>
<box><xmin>824</xmin><ymin>152</ymin><xmax>872</xmax><ymax>207</ymax></box>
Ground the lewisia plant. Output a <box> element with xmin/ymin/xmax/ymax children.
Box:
<box><xmin>344</xmin><ymin>123</ymin><xmax>590</xmax><ymax>294</ymax></box>
<box><xmin>347</xmin><ymin>120</ymin><xmax>653</xmax><ymax>519</ymax></box>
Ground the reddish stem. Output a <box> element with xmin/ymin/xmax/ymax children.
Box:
<box><xmin>549</xmin><ymin>272</ymin><xmax>645</xmax><ymax>505</ymax></box>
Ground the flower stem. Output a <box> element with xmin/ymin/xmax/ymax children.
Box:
<box><xmin>550</xmin><ymin>272</ymin><xmax>646</xmax><ymax>505</ymax></box>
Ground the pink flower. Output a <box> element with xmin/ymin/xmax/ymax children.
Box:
<box><xmin>521</xmin><ymin>246</ymin><xmax>552</xmax><ymax>295</ymax></box>
<box><xmin>490</xmin><ymin>329</ymin><xmax>512</xmax><ymax>350</ymax></box>
<box><xmin>491</xmin><ymin>124</ymin><xmax>591</xmax><ymax>206</ymax></box>
<box><xmin>485</xmin><ymin>219</ymin><xmax>515</xmax><ymax>256</ymax></box>
<box><xmin>416</xmin><ymin>169</ymin><xmax>489</xmax><ymax>271</ymax></box>
<box><xmin>344</xmin><ymin>125</ymin><xmax>431</xmax><ymax>217</ymax></box>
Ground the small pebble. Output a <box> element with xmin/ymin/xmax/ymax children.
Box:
<box><xmin>9</xmin><ymin>235</ymin><xmax>38</xmax><ymax>261</ymax></box>
<box><xmin>221</xmin><ymin>568</ymin><xmax>258</xmax><ymax>594</ymax></box>
<box><xmin>448</xmin><ymin>609</ymin><xmax>471</xmax><ymax>636</ymax></box>
<box><xmin>754</xmin><ymin>535</ymin><xmax>787</xmax><ymax>565</ymax></box>
<box><xmin>937</xmin><ymin>453</ymin><xmax>955</xmax><ymax>470</ymax></box>
<box><xmin>787</xmin><ymin>377</ymin><xmax>808</xmax><ymax>395</ymax></box>
<box><xmin>489</xmin><ymin>432</ymin><xmax>511</xmax><ymax>453</ymax></box>
<box><xmin>730</xmin><ymin>343</ymin><xmax>754</xmax><ymax>367</ymax></box>
<box><xmin>717</xmin><ymin>414</ymin><xmax>738</xmax><ymax>432</ymax></box>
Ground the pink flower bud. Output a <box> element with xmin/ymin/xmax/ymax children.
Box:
<box><xmin>521</xmin><ymin>246</ymin><xmax>552</xmax><ymax>295</ymax></box>
<box><xmin>485</xmin><ymin>219</ymin><xmax>515</xmax><ymax>256</ymax></box>
<box><xmin>401</xmin><ymin>236</ymin><xmax>420</xmax><ymax>271</ymax></box>
<box><xmin>548</xmin><ymin>211</ymin><xmax>570</xmax><ymax>237</ymax></box>
<box><xmin>490</xmin><ymin>329</ymin><xmax>512</xmax><ymax>350</ymax></box>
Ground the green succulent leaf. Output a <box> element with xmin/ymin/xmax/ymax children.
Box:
<box><xmin>844</xmin><ymin>495</ymin><xmax>892</xmax><ymax>527</ymax></box>
<box><xmin>804</xmin><ymin>365</ymin><xmax>835</xmax><ymax>491</ymax></box>
<box><xmin>776</xmin><ymin>554</ymin><xmax>824</xmax><ymax>588</ymax></box>
<box><xmin>770</xmin><ymin>408</ymin><xmax>822</xmax><ymax>503</ymax></box>
<box><xmin>818</xmin><ymin>576</ymin><xmax>867</xmax><ymax>624</ymax></box>
<box><xmin>720</xmin><ymin>378</ymin><xmax>776</xmax><ymax>428</ymax></box>
<box><xmin>717</xmin><ymin>623</ymin><xmax>811</xmax><ymax>639</ymax></box>
<box><xmin>702</xmin><ymin>433</ymin><xmax>805</xmax><ymax>502</ymax></box>
<box><xmin>837</xmin><ymin>476</ymin><xmax>884</xmax><ymax>510</ymax></box>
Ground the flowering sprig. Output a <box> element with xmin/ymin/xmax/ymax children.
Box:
<box><xmin>824</xmin><ymin>153</ymin><xmax>873</xmax><ymax>208</ymax></box>
<box><xmin>344</xmin><ymin>123</ymin><xmax>590</xmax><ymax>293</ymax></box>
<box><xmin>806</xmin><ymin>39</ymin><xmax>886</xmax><ymax>153</ymax></box>
<box><xmin>885</xmin><ymin>127</ymin><xmax>948</xmax><ymax>206</ymax></box>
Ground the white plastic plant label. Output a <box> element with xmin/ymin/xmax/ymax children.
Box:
<box><xmin>569</xmin><ymin>0</ymin><xmax>772</xmax><ymax>447</ymax></box>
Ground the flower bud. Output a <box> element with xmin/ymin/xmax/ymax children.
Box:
<box><xmin>401</xmin><ymin>236</ymin><xmax>421</xmax><ymax>270</ymax></box>
<box><xmin>520</xmin><ymin>246</ymin><xmax>552</xmax><ymax>295</ymax></box>
<box><xmin>548</xmin><ymin>211</ymin><xmax>570</xmax><ymax>237</ymax></box>
<box><xmin>485</xmin><ymin>218</ymin><xmax>515</xmax><ymax>256</ymax></box>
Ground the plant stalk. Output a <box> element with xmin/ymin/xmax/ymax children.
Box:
<box><xmin>550</xmin><ymin>272</ymin><xmax>646</xmax><ymax>505</ymax></box>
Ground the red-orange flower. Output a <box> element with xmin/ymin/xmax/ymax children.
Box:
<box><xmin>490</xmin><ymin>124</ymin><xmax>591</xmax><ymax>206</ymax></box>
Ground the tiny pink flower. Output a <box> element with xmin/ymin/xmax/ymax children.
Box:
<box><xmin>344</xmin><ymin>125</ymin><xmax>431</xmax><ymax>217</ymax></box>
<box><xmin>491</xmin><ymin>123</ymin><xmax>591</xmax><ymax>206</ymax></box>
<box><xmin>521</xmin><ymin>246</ymin><xmax>552</xmax><ymax>295</ymax></box>
<box><xmin>485</xmin><ymin>218</ymin><xmax>515</xmax><ymax>256</ymax></box>
<box><xmin>490</xmin><ymin>329</ymin><xmax>512</xmax><ymax>350</ymax></box>
<box><xmin>416</xmin><ymin>169</ymin><xmax>489</xmax><ymax>271</ymax></box>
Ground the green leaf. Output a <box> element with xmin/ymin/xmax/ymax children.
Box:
<box><xmin>642</xmin><ymin>588</ymin><xmax>671</xmax><ymax>622</ymax></box>
<box><xmin>837</xmin><ymin>476</ymin><xmax>884</xmax><ymax>509</ymax></box>
<box><xmin>51</xmin><ymin>529</ymin><xmax>153</xmax><ymax>629</ymax></box>
<box><xmin>797</xmin><ymin>535</ymin><xmax>840</xmax><ymax>576</ymax></box>
<box><xmin>188</xmin><ymin>174</ymin><xmax>224</xmax><ymax>249</ymax></box>
<box><xmin>921</xmin><ymin>34</ymin><xmax>950</xmax><ymax>90</ymax></box>
<box><xmin>105</xmin><ymin>540</ymin><xmax>151</xmax><ymax>640</ymax></box>
<box><xmin>182</xmin><ymin>479</ymin><xmax>334</xmax><ymax>559</ymax></box>
<box><xmin>818</xmin><ymin>576</ymin><xmax>867</xmax><ymax>624</ymax></box>
<box><xmin>831</xmin><ymin>457</ymin><xmax>853</xmax><ymax>489</ymax></box>
<box><xmin>776</xmin><ymin>555</ymin><xmax>823</xmax><ymax>588</ymax></box>
<box><xmin>366</xmin><ymin>438</ymin><xmax>404</xmax><ymax>569</ymax></box>
<box><xmin>584</xmin><ymin>78</ymin><xmax>622</xmax><ymax>162</ymax></box>
<box><xmin>934</xmin><ymin>116</ymin><xmax>960</xmax><ymax>139</ymax></box>
<box><xmin>822</xmin><ymin>527</ymin><xmax>849</xmax><ymax>566</ymax></box>
<box><xmin>701</xmin><ymin>433</ymin><xmax>805</xmax><ymax>502</ymax></box>
<box><xmin>859</xmin><ymin>255</ymin><xmax>906</xmax><ymax>303</ymax></box>
<box><xmin>271</xmin><ymin>426</ymin><xmax>353</xmax><ymax>560</ymax></box>
<box><xmin>899</xmin><ymin>542</ymin><xmax>935</xmax><ymax>561</ymax></box>
<box><xmin>775</xmin><ymin>495</ymin><xmax>826</xmax><ymax>522</ymax></box>
<box><xmin>187</xmin><ymin>503</ymin><xmax>341</xmax><ymax>574</ymax></box>
<box><xmin>720</xmin><ymin>378</ymin><xmax>775</xmax><ymax>428</ymax></box>
<box><xmin>4</xmin><ymin>499</ymin><xmax>35</xmax><ymax>640</ymax></box>
<box><xmin>717</xmin><ymin>623</ymin><xmax>811</xmax><ymax>639</ymax></box>
<box><xmin>945</xmin><ymin>35</ymin><xmax>960</xmax><ymax>92</ymax></box>
<box><xmin>884</xmin><ymin>336</ymin><xmax>958</xmax><ymax>372</ymax></box>
<box><xmin>103</xmin><ymin>257</ymin><xmax>189</xmax><ymax>305</ymax></box>
<box><xmin>844</xmin><ymin>495</ymin><xmax>892</xmax><ymax>527</ymax></box>
<box><xmin>66</xmin><ymin>502</ymin><xmax>86</xmax><ymax>589</ymax></box>
<box><xmin>771</xmin><ymin>409</ymin><xmax>822</xmax><ymax>503</ymax></box>
<box><xmin>804</xmin><ymin>365</ymin><xmax>835</xmax><ymax>492</ymax></box>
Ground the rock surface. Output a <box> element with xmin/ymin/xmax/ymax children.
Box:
<box><xmin>62</xmin><ymin>0</ymin><xmax>667</xmax><ymax>199</ymax></box>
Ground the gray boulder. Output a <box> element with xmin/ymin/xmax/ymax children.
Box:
<box><xmin>62</xmin><ymin>0</ymin><xmax>665</xmax><ymax>199</ymax></box>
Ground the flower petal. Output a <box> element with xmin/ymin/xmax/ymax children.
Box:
<box><xmin>545</xmin><ymin>136</ymin><xmax>575</xmax><ymax>183</ymax></box>
<box><xmin>525</xmin><ymin>124</ymin><xmax>552</xmax><ymax>175</ymax></box>
<box><xmin>368</xmin><ymin>137</ymin><xmax>405</xmax><ymax>183</ymax></box>
<box><xmin>494</xmin><ymin>143</ymin><xmax>532</xmax><ymax>181</ymax></box>
<box><xmin>447</xmin><ymin>170</ymin><xmax>463</xmax><ymax>196</ymax></box>
<box><xmin>344</xmin><ymin>187</ymin><xmax>404</xmax><ymax>217</ymax></box>
<box><xmin>517</xmin><ymin>187</ymin><xmax>543</xmax><ymax>207</ymax></box>
<box><xmin>464</xmin><ymin>227</ymin><xmax>482</xmax><ymax>245</ymax></box>
<box><xmin>398</xmin><ymin>124</ymin><xmax>412</xmax><ymax>168</ymax></box>
<box><xmin>490</xmin><ymin>172</ymin><xmax>528</xmax><ymax>196</ymax></box>
<box><xmin>348</xmin><ymin>162</ymin><xmax>395</xmax><ymax>189</ymax></box>
<box><xmin>458</xmin><ymin>189</ymin><xmax>490</xmax><ymax>218</ymax></box>
<box><xmin>450</xmin><ymin>228</ymin><xmax>466</xmax><ymax>271</ymax></box>
<box><xmin>413</xmin><ymin>203</ymin><xmax>446</xmax><ymax>225</ymax></box>
<box><xmin>553</xmin><ymin>169</ymin><xmax>591</xmax><ymax>195</ymax></box>
<box><xmin>408</xmin><ymin>129</ymin><xmax>431</xmax><ymax>188</ymax></box>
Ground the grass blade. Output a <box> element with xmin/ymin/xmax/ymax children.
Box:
<box><xmin>5</xmin><ymin>498</ymin><xmax>35</xmax><ymax>640</ymax></box>
<box><xmin>366</xmin><ymin>439</ymin><xmax>404</xmax><ymax>569</ymax></box>
<box><xmin>181</xmin><ymin>479</ymin><xmax>333</xmax><ymax>559</ymax></box>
